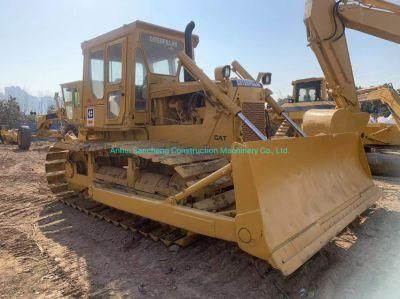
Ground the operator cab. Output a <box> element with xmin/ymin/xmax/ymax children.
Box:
<box><xmin>280</xmin><ymin>77</ymin><xmax>335</xmax><ymax>119</ymax></box>
<box><xmin>81</xmin><ymin>20</ymin><xmax>200</xmax><ymax>130</ymax></box>
<box><xmin>290</xmin><ymin>77</ymin><xmax>328</xmax><ymax>103</ymax></box>
<box><xmin>61</xmin><ymin>81</ymin><xmax>82</xmax><ymax>123</ymax></box>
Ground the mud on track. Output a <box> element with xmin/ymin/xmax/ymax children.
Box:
<box><xmin>1</xmin><ymin>141</ymin><xmax>400</xmax><ymax>298</ymax></box>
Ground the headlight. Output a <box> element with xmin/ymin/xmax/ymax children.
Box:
<box><xmin>257</xmin><ymin>72</ymin><xmax>272</xmax><ymax>85</ymax></box>
<box><xmin>222</xmin><ymin>65</ymin><xmax>231</xmax><ymax>79</ymax></box>
<box><xmin>214</xmin><ymin>65</ymin><xmax>231</xmax><ymax>81</ymax></box>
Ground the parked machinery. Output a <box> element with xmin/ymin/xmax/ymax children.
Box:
<box><xmin>0</xmin><ymin>125</ymin><xmax>31</xmax><ymax>150</ymax></box>
<box><xmin>45</xmin><ymin>20</ymin><xmax>380</xmax><ymax>275</ymax></box>
<box><xmin>357</xmin><ymin>84</ymin><xmax>400</xmax><ymax>175</ymax></box>
<box><xmin>304</xmin><ymin>0</ymin><xmax>400</xmax><ymax>176</ymax></box>
<box><xmin>34</xmin><ymin>81</ymin><xmax>81</xmax><ymax>140</ymax></box>
<box><xmin>268</xmin><ymin>77</ymin><xmax>335</xmax><ymax>137</ymax></box>
<box><xmin>270</xmin><ymin>76</ymin><xmax>400</xmax><ymax>175</ymax></box>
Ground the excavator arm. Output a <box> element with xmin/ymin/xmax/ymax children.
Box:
<box><xmin>358</xmin><ymin>84</ymin><xmax>400</xmax><ymax>127</ymax></box>
<box><xmin>304</xmin><ymin>0</ymin><xmax>400</xmax><ymax>112</ymax></box>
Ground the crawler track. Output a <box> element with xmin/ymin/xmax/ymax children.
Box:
<box><xmin>45</xmin><ymin>146</ymin><xmax>200</xmax><ymax>248</ymax></box>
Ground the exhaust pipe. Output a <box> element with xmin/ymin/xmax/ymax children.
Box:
<box><xmin>184</xmin><ymin>21</ymin><xmax>195</xmax><ymax>82</ymax></box>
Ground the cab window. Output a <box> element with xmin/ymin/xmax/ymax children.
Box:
<box><xmin>63</xmin><ymin>87</ymin><xmax>73</xmax><ymax>103</ymax></box>
<box><xmin>140</xmin><ymin>33</ymin><xmax>183</xmax><ymax>76</ymax></box>
<box><xmin>108</xmin><ymin>90</ymin><xmax>121</xmax><ymax>119</ymax></box>
<box><xmin>295</xmin><ymin>81</ymin><xmax>322</xmax><ymax>102</ymax></box>
<box><xmin>90</xmin><ymin>49</ymin><xmax>104</xmax><ymax>100</ymax></box>
<box><xmin>73</xmin><ymin>89</ymin><xmax>80</xmax><ymax>107</ymax></box>
<box><xmin>108</xmin><ymin>43</ymin><xmax>122</xmax><ymax>84</ymax></box>
<box><xmin>135</xmin><ymin>49</ymin><xmax>147</xmax><ymax>111</ymax></box>
<box><xmin>298</xmin><ymin>88</ymin><xmax>317</xmax><ymax>102</ymax></box>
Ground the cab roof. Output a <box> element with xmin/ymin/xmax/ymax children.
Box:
<box><xmin>81</xmin><ymin>20</ymin><xmax>199</xmax><ymax>52</ymax></box>
<box><xmin>60</xmin><ymin>80</ymin><xmax>82</xmax><ymax>88</ymax></box>
<box><xmin>292</xmin><ymin>77</ymin><xmax>324</xmax><ymax>85</ymax></box>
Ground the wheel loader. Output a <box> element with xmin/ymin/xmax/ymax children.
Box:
<box><xmin>303</xmin><ymin>0</ymin><xmax>400</xmax><ymax>177</ymax></box>
<box><xmin>33</xmin><ymin>81</ymin><xmax>81</xmax><ymax>140</ymax></box>
<box><xmin>45</xmin><ymin>20</ymin><xmax>381</xmax><ymax>275</ymax></box>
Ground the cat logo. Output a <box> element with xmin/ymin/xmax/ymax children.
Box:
<box><xmin>214</xmin><ymin>135</ymin><xmax>227</xmax><ymax>141</ymax></box>
<box><xmin>87</xmin><ymin>107</ymin><xmax>94</xmax><ymax>127</ymax></box>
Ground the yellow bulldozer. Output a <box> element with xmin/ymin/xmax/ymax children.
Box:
<box><xmin>303</xmin><ymin>0</ymin><xmax>400</xmax><ymax>176</ymax></box>
<box><xmin>45</xmin><ymin>19</ymin><xmax>381</xmax><ymax>275</ymax></box>
<box><xmin>268</xmin><ymin>77</ymin><xmax>335</xmax><ymax>137</ymax></box>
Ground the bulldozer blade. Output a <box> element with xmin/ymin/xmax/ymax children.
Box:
<box><xmin>231</xmin><ymin>132</ymin><xmax>381</xmax><ymax>275</ymax></box>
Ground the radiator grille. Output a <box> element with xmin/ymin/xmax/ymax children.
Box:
<box><xmin>241</xmin><ymin>102</ymin><xmax>266</xmax><ymax>141</ymax></box>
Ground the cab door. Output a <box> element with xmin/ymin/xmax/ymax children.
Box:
<box><xmin>61</xmin><ymin>86</ymin><xmax>74</xmax><ymax>121</ymax></box>
<box><xmin>105</xmin><ymin>38</ymin><xmax>127</xmax><ymax>125</ymax></box>
<box><xmin>71</xmin><ymin>83</ymin><xmax>81</xmax><ymax>124</ymax></box>
<box><xmin>133</xmin><ymin>47</ymin><xmax>149</xmax><ymax>125</ymax></box>
<box><xmin>62</xmin><ymin>82</ymin><xmax>81</xmax><ymax>124</ymax></box>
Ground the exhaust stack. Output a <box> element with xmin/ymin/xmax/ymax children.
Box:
<box><xmin>184</xmin><ymin>21</ymin><xmax>195</xmax><ymax>82</ymax></box>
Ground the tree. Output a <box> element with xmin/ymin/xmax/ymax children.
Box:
<box><xmin>0</xmin><ymin>96</ymin><xmax>25</xmax><ymax>128</ymax></box>
<box><xmin>360</xmin><ymin>99</ymin><xmax>391</xmax><ymax>119</ymax></box>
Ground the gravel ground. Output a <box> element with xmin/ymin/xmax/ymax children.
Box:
<box><xmin>1</xmin><ymin>141</ymin><xmax>400</xmax><ymax>298</ymax></box>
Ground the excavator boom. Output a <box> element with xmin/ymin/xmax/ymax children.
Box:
<box><xmin>358</xmin><ymin>84</ymin><xmax>400</xmax><ymax>128</ymax></box>
<box><xmin>304</xmin><ymin>0</ymin><xmax>400</xmax><ymax>111</ymax></box>
<box><xmin>304</xmin><ymin>0</ymin><xmax>400</xmax><ymax>178</ymax></box>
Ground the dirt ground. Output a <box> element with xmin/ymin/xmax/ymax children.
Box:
<box><xmin>1</xmin><ymin>141</ymin><xmax>400</xmax><ymax>298</ymax></box>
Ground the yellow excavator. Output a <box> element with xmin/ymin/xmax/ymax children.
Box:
<box><xmin>271</xmin><ymin>77</ymin><xmax>400</xmax><ymax>175</ymax></box>
<box><xmin>358</xmin><ymin>84</ymin><xmax>400</xmax><ymax>143</ymax></box>
<box><xmin>303</xmin><ymin>0</ymin><xmax>400</xmax><ymax>176</ymax></box>
<box><xmin>357</xmin><ymin>84</ymin><xmax>400</xmax><ymax>175</ymax></box>
<box><xmin>45</xmin><ymin>20</ymin><xmax>381</xmax><ymax>275</ymax></box>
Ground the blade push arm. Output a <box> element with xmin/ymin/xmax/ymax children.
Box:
<box><xmin>304</xmin><ymin>0</ymin><xmax>400</xmax><ymax>112</ymax></box>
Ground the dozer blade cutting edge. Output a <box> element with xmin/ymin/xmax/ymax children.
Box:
<box><xmin>232</xmin><ymin>132</ymin><xmax>381</xmax><ymax>275</ymax></box>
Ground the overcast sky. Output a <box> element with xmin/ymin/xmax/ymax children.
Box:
<box><xmin>0</xmin><ymin>0</ymin><xmax>399</xmax><ymax>98</ymax></box>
